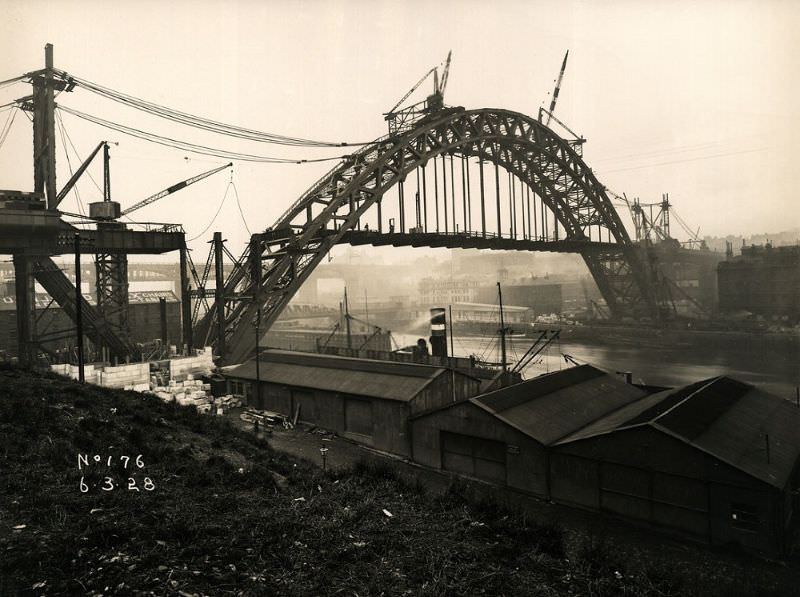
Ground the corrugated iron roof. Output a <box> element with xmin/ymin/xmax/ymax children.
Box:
<box><xmin>224</xmin><ymin>349</ymin><xmax>450</xmax><ymax>402</ymax></box>
<box><xmin>0</xmin><ymin>290</ymin><xmax>179</xmax><ymax>311</ymax></box>
<box><xmin>471</xmin><ymin>365</ymin><xmax>648</xmax><ymax>445</ymax></box>
<box><xmin>557</xmin><ymin>376</ymin><xmax>800</xmax><ymax>489</ymax></box>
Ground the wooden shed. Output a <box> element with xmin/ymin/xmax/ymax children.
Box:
<box><xmin>410</xmin><ymin>365</ymin><xmax>649</xmax><ymax>497</ymax></box>
<box><xmin>224</xmin><ymin>349</ymin><xmax>481</xmax><ymax>457</ymax></box>
<box><xmin>552</xmin><ymin>376</ymin><xmax>800</xmax><ymax>554</ymax></box>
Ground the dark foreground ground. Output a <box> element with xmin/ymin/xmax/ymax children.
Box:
<box><xmin>1</xmin><ymin>364</ymin><xmax>798</xmax><ymax>596</ymax></box>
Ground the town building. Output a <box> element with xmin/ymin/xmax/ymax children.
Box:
<box><xmin>418</xmin><ymin>277</ymin><xmax>480</xmax><ymax>306</ymax></box>
<box><xmin>717</xmin><ymin>244</ymin><xmax>800</xmax><ymax>322</ymax></box>
<box><xmin>476</xmin><ymin>282</ymin><xmax>563</xmax><ymax>316</ymax></box>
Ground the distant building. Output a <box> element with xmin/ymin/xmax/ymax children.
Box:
<box><xmin>418</xmin><ymin>277</ymin><xmax>480</xmax><ymax>306</ymax></box>
<box><xmin>476</xmin><ymin>282</ymin><xmax>562</xmax><ymax>316</ymax></box>
<box><xmin>717</xmin><ymin>244</ymin><xmax>800</xmax><ymax>322</ymax></box>
<box><xmin>0</xmin><ymin>291</ymin><xmax>181</xmax><ymax>357</ymax></box>
<box><xmin>647</xmin><ymin>240</ymin><xmax>723</xmax><ymax>315</ymax></box>
<box><xmin>450</xmin><ymin>302</ymin><xmax>529</xmax><ymax>324</ymax></box>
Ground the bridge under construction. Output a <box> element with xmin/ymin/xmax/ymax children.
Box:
<box><xmin>1</xmin><ymin>44</ymin><xmax>707</xmax><ymax>366</ymax></box>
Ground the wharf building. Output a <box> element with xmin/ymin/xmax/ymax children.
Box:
<box><xmin>224</xmin><ymin>353</ymin><xmax>800</xmax><ymax>555</ymax></box>
<box><xmin>0</xmin><ymin>290</ymin><xmax>181</xmax><ymax>358</ymax></box>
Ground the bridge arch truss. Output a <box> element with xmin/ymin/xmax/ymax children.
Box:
<box><xmin>196</xmin><ymin>108</ymin><xmax>660</xmax><ymax>363</ymax></box>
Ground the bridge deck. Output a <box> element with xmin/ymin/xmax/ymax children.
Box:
<box><xmin>332</xmin><ymin>230</ymin><xmax>622</xmax><ymax>254</ymax></box>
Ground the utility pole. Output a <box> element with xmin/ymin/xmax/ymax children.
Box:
<box><xmin>213</xmin><ymin>232</ymin><xmax>226</xmax><ymax>358</ymax></box>
<box><xmin>497</xmin><ymin>282</ymin><xmax>507</xmax><ymax>373</ymax></box>
<box><xmin>75</xmin><ymin>233</ymin><xmax>85</xmax><ymax>382</ymax></box>
<box><xmin>32</xmin><ymin>43</ymin><xmax>58</xmax><ymax>208</ymax></box>
<box><xmin>255</xmin><ymin>306</ymin><xmax>261</xmax><ymax>407</ymax></box>
<box><xmin>179</xmin><ymin>241</ymin><xmax>192</xmax><ymax>352</ymax></box>
<box><xmin>251</xmin><ymin>239</ymin><xmax>262</xmax><ymax>407</ymax></box>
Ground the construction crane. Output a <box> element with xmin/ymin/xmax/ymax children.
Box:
<box><xmin>121</xmin><ymin>162</ymin><xmax>232</xmax><ymax>216</ymax></box>
<box><xmin>537</xmin><ymin>51</ymin><xmax>584</xmax><ymax>153</ymax></box>
<box><xmin>544</xmin><ymin>50</ymin><xmax>569</xmax><ymax>127</ymax></box>
<box><xmin>384</xmin><ymin>51</ymin><xmax>453</xmax><ymax>135</ymax></box>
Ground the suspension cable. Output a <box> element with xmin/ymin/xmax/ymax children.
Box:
<box><xmin>58</xmin><ymin>105</ymin><xmax>351</xmax><ymax>164</ymax></box>
<box><xmin>58</xmin><ymin>70</ymin><xmax>370</xmax><ymax>148</ymax></box>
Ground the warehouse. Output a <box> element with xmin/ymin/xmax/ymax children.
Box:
<box><xmin>551</xmin><ymin>376</ymin><xmax>800</xmax><ymax>553</ymax></box>
<box><xmin>410</xmin><ymin>365</ymin><xmax>650</xmax><ymax>497</ymax></box>
<box><xmin>0</xmin><ymin>290</ymin><xmax>181</xmax><ymax>356</ymax></box>
<box><xmin>224</xmin><ymin>349</ymin><xmax>482</xmax><ymax>457</ymax></box>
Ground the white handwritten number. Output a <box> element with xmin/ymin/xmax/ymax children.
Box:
<box><xmin>143</xmin><ymin>477</ymin><xmax>155</xmax><ymax>491</ymax></box>
<box><xmin>80</xmin><ymin>476</ymin><xmax>88</xmax><ymax>493</ymax></box>
<box><xmin>128</xmin><ymin>478</ymin><xmax>140</xmax><ymax>492</ymax></box>
<box><xmin>135</xmin><ymin>454</ymin><xmax>145</xmax><ymax>469</ymax></box>
<box><xmin>120</xmin><ymin>455</ymin><xmax>130</xmax><ymax>468</ymax></box>
<box><xmin>102</xmin><ymin>477</ymin><xmax>114</xmax><ymax>491</ymax></box>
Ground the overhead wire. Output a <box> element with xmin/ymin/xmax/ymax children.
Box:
<box><xmin>59</xmin><ymin>70</ymin><xmax>370</xmax><ymax>148</ymax></box>
<box><xmin>0</xmin><ymin>107</ymin><xmax>18</xmax><ymax>150</ymax></box>
<box><xmin>55</xmin><ymin>114</ymin><xmax>86</xmax><ymax>216</ymax></box>
<box><xmin>0</xmin><ymin>74</ymin><xmax>26</xmax><ymax>88</ymax></box>
<box><xmin>55</xmin><ymin>110</ymin><xmax>104</xmax><ymax>194</ymax></box>
<box><xmin>598</xmin><ymin>147</ymin><xmax>767</xmax><ymax>174</ymax></box>
<box><xmin>57</xmin><ymin>105</ymin><xmax>351</xmax><ymax>164</ymax></box>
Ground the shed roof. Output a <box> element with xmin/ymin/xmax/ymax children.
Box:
<box><xmin>224</xmin><ymin>349</ymin><xmax>467</xmax><ymax>402</ymax></box>
<box><xmin>466</xmin><ymin>365</ymin><xmax>649</xmax><ymax>445</ymax></box>
<box><xmin>556</xmin><ymin>376</ymin><xmax>800</xmax><ymax>489</ymax></box>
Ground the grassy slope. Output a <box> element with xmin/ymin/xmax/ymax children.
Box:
<box><xmin>0</xmin><ymin>364</ymin><xmax>794</xmax><ymax>596</ymax></box>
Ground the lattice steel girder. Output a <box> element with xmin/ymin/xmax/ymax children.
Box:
<box><xmin>209</xmin><ymin>108</ymin><xmax>660</xmax><ymax>363</ymax></box>
<box><xmin>95</xmin><ymin>251</ymin><xmax>130</xmax><ymax>339</ymax></box>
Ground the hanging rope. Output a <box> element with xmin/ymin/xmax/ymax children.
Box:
<box><xmin>187</xmin><ymin>182</ymin><xmax>233</xmax><ymax>241</ymax></box>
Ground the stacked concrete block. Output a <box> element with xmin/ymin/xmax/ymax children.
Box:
<box><xmin>50</xmin><ymin>363</ymin><xmax>102</xmax><ymax>384</ymax></box>
<box><xmin>96</xmin><ymin>363</ymin><xmax>150</xmax><ymax>389</ymax></box>
<box><xmin>169</xmin><ymin>349</ymin><xmax>214</xmax><ymax>381</ymax></box>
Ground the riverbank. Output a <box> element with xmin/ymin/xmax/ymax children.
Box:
<box><xmin>2</xmin><ymin>365</ymin><xmax>798</xmax><ymax>596</ymax></box>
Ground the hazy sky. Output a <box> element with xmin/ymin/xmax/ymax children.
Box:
<box><xmin>2</xmin><ymin>0</ymin><xmax>798</xmax><ymax>261</ymax></box>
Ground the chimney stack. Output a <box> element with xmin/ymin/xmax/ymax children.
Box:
<box><xmin>429</xmin><ymin>307</ymin><xmax>448</xmax><ymax>358</ymax></box>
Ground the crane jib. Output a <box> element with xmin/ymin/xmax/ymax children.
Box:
<box><xmin>167</xmin><ymin>181</ymin><xmax>188</xmax><ymax>194</ymax></box>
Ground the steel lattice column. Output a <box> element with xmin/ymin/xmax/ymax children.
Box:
<box><xmin>95</xmin><ymin>231</ymin><xmax>130</xmax><ymax>348</ymax></box>
<box><xmin>12</xmin><ymin>254</ymin><xmax>37</xmax><ymax>364</ymax></box>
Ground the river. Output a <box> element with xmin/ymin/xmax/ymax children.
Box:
<box><xmin>393</xmin><ymin>331</ymin><xmax>800</xmax><ymax>400</ymax></box>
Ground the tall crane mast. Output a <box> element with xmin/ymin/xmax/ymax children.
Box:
<box><xmin>384</xmin><ymin>51</ymin><xmax>453</xmax><ymax>135</ymax></box>
<box><xmin>545</xmin><ymin>50</ymin><xmax>569</xmax><ymax>127</ymax></box>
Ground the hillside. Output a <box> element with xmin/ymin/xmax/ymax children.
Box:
<box><xmin>0</xmin><ymin>364</ymin><xmax>795</xmax><ymax>596</ymax></box>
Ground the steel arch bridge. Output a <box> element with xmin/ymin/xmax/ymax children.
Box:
<box><xmin>196</xmin><ymin>107</ymin><xmax>662</xmax><ymax>364</ymax></box>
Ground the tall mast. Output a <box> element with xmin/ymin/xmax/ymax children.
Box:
<box><xmin>545</xmin><ymin>50</ymin><xmax>569</xmax><ymax>127</ymax></box>
<box><xmin>497</xmin><ymin>282</ymin><xmax>507</xmax><ymax>372</ymax></box>
<box><xmin>344</xmin><ymin>287</ymin><xmax>352</xmax><ymax>349</ymax></box>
